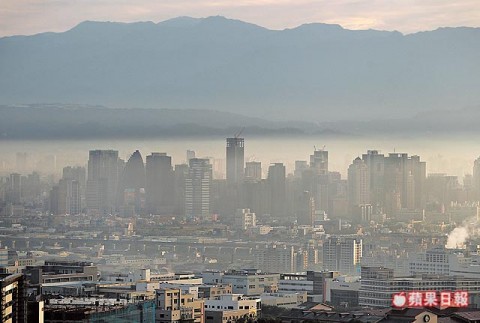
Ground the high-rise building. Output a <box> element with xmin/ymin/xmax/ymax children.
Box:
<box><xmin>145</xmin><ymin>153</ymin><xmax>174</xmax><ymax>214</ymax></box>
<box><xmin>185</xmin><ymin>158</ymin><xmax>212</xmax><ymax>219</ymax></box>
<box><xmin>245</xmin><ymin>161</ymin><xmax>261</xmax><ymax>182</ymax></box>
<box><xmin>473</xmin><ymin>157</ymin><xmax>480</xmax><ymax>200</ymax></box>
<box><xmin>347</xmin><ymin>157</ymin><xmax>370</xmax><ymax>210</ymax></box>
<box><xmin>186</xmin><ymin>150</ymin><xmax>196</xmax><ymax>163</ymax></box>
<box><xmin>294</xmin><ymin>160</ymin><xmax>308</xmax><ymax>178</ymax></box>
<box><xmin>174</xmin><ymin>164</ymin><xmax>189</xmax><ymax>216</ymax></box>
<box><xmin>226</xmin><ymin>137</ymin><xmax>244</xmax><ymax>185</ymax></box>
<box><xmin>361</xmin><ymin>151</ymin><xmax>426</xmax><ymax>215</ymax></box>
<box><xmin>268</xmin><ymin>163</ymin><xmax>286</xmax><ymax>219</ymax></box>
<box><xmin>295</xmin><ymin>191</ymin><xmax>315</xmax><ymax>226</ymax></box>
<box><xmin>51</xmin><ymin>178</ymin><xmax>81</xmax><ymax>215</ymax></box>
<box><xmin>7</xmin><ymin>173</ymin><xmax>22</xmax><ymax>204</ymax></box>
<box><xmin>119</xmin><ymin>150</ymin><xmax>145</xmax><ymax>213</ymax></box>
<box><xmin>323</xmin><ymin>236</ymin><xmax>362</xmax><ymax>275</ymax></box>
<box><xmin>308</xmin><ymin>149</ymin><xmax>330</xmax><ymax>213</ymax></box>
<box><xmin>0</xmin><ymin>273</ymin><xmax>26</xmax><ymax>323</ymax></box>
<box><xmin>383</xmin><ymin>153</ymin><xmax>426</xmax><ymax>214</ymax></box>
<box><xmin>86</xmin><ymin>150</ymin><xmax>120</xmax><ymax>215</ymax></box>
<box><xmin>310</xmin><ymin>149</ymin><xmax>328</xmax><ymax>176</ymax></box>
<box><xmin>361</xmin><ymin>150</ymin><xmax>385</xmax><ymax>207</ymax></box>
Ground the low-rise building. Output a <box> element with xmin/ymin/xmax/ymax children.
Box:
<box><xmin>261</xmin><ymin>291</ymin><xmax>307</xmax><ymax>308</ymax></box>
<box><xmin>360</xmin><ymin>266</ymin><xmax>480</xmax><ymax>308</ymax></box>
<box><xmin>155</xmin><ymin>287</ymin><xmax>204</xmax><ymax>323</ymax></box>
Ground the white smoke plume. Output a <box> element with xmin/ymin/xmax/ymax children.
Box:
<box><xmin>446</xmin><ymin>227</ymin><xmax>469</xmax><ymax>249</ymax></box>
<box><xmin>446</xmin><ymin>217</ymin><xmax>480</xmax><ymax>249</ymax></box>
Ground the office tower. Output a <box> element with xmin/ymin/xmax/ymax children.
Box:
<box><xmin>60</xmin><ymin>178</ymin><xmax>81</xmax><ymax>215</ymax></box>
<box><xmin>118</xmin><ymin>150</ymin><xmax>145</xmax><ymax>213</ymax></box>
<box><xmin>226</xmin><ymin>137</ymin><xmax>244</xmax><ymax>185</ymax></box>
<box><xmin>86</xmin><ymin>150</ymin><xmax>120</xmax><ymax>215</ymax></box>
<box><xmin>145</xmin><ymin>153</ymin><xmax>174</xmax><ymax>214</ymax></box>
<box><xmin>186</xmin><ymin>150</ymin><xmax>196</xmax><ymax>163</ymax></box>
<box><xmin>361</xmin><ymin>150</ymin><xmax>385</xmax><ymax>207</ymax></box>
<box><xmin>185</xmin><ymin>158</ymin><xmax>212</xmax><ymax>219</ymax></box>
<box><xmin>242</xmin><ymin>179</ymin><xmax>269</xmax><ymax>217</ymax></box>
<box><xmin>51</xmin><ymin>178</ymin><xmax>81</xmax><ymax>215</ymax></box>
<box><xmin>347</xmin><ymin>157</ymin><xmax>370</xmax><ymax>209</ymax></box>
<box><xmin>49</xmin><ymin>185</ymin><xmax>60</xmax><ymax>215</ymax></box>
<box><xmin>384</xmin><ymin>153</ymin><xmax>426</xmax><ymax>213</ymax></box>
<box><xmin>245</xmin><ymin>161</ymin><xmax>261</xmax><ymax>182</ymax></box>
<box><xmin>323</xmin><ymin>236</ymin><xmax>362</xmax><ymax>275</ymax></box>
<box><xmin>63</xmin><ymin>166</ymin><xmax>86</xmax><ymax>209</ymax></box>
<box><xmin>174</xmin><ymin>164</ymin><xmax>189</xmax><ymax>215</ymax></box>
<box><xmin>63</xmin><ymin>166</ymin><xmax>86</xmax><ymax>189</ymax></box>
<box><xmin>309</xmin><ymin>149</ymin><xmax>330</xmax><ymax>213</ymax></box>
<box><xmin>7</xmin><ymin>173</ymin><xmax>22</xmax><ymax>204</ymax></box>
<box><xmin>473</xmin><ymin>157</ymin><xmax>480</xmax><ymax>200</ymax></box>
<box><xmin>310</xmin><ymin>149</ymin><xmax>328</xmax><ymax>176</ymax></box>
<box><xmin>329</xmin><ymin>175</ymin><xmax>349</xmax><ymax>218</ymax></box>
<box><xmin>295</xmin><ymin>191</ymin><xmax>315</xmax><ymax>226</ymax></box>
<box><xmin>294</xmin><ymin>160</ymin><xmax>308</xmax><ymax>178</ymax></box>
<box><xmin>268</xmin><ymin>163</ymin><xmax>286</xmax><ymax>219</ymax></box>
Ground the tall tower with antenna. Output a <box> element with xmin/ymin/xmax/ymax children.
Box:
<box><xmin>226</xmin><ymin>129</ymin><xmax>245</xmax><ymax>185</ymax></box>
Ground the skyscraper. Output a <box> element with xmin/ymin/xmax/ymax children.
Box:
<box><xmin>309</xmin><ymin>149</ymin><xmax>329</xmax><ymax>212</ymax></box>
<box><xmin>245</xmin><ymin>161</ymin><xmax>261</xmax><ymax>182</ymax></box>
<box><xmin>347</xmin><ymin>157</ymin><xmax>370</xmax><ymax>209</ymax></box>
<box><xmin>310</xmin><ymin>149</ymin><xmax>328</xmax><ymax>176</ymax></box>
<box><xmin>473</xmin><ymin>157</ymin><xmax>480</xmax><ymax>200</ymax></box>
<box><xmin>119</xmin><ymin>150</ymin><xmax>145</xmax><ymax>213</ymax></box>
<box><xmin>226</xmin><ymin>137</ymin><xmax>244</xmax><ymax>185</ymax></box>
<box><xmin>361</xmin><ymin>150</ymin><xmax>385</xmax><ymax>207</ymax></box>
<box><xmin>145</xmin><ymin>153</ymin><xmax>174</xmax><ymax>214</ymax></box>
<box><xmin>185</xmin><ymin>158</ymin><xmax>212</xmax><ymax>219</ymax></box>
<box><xmin>50</xmin><ymin>178</ymin><xmax>81</xmax><ymax>215</ymax></box>
<box><xmin>7</xmin><ymin>173</ymin><xmax>21</xmax><ymax>204</ymax></box>
<box><xmin>295</xmin><ymin>191</ymin><xmax>315</xmax><ymax>226</ymax></box>
<box><xmin>268</xmin><ymin>163</ymin><xmax>286</xmax><ymax>219</ymax></box>
<box><xmin>383</xmin><ymin>153</ymin><xmax>426</xmax><ymax>213</ymax></box>
<box><xmin>86</xmin><ymin>150</ymin><xmax>120</xmax><ymax>215</ymax></box>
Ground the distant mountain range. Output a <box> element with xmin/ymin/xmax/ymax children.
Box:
<box><xmin>1</xmin><ymin>104</ymin><xmax>479</xmax><ymax>139</ymax></box>
<box><xmin>0</xmin><ymin>16</ymin><xmax>479</xmax><ymax>122</ymax></box>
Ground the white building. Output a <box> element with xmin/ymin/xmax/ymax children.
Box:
<box><xmin>323</xmin><ymin>236</ymin><xmax>362</xmax><ymax>275</ymax></box>
<box><xmin>235</xmin><ymin>208</ymin><xmax>256</xmax><ymax>230</ymax></box>
<box><xmin>253</xmin><ymin>244</ymin><xmax>295</xmax><ymax>274</ymax></box>
<box><xmin>204</xmin><ymin>294</ymin><xmax>259</xmax><ymax>313</ymax></box>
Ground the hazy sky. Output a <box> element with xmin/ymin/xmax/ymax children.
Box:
<box><xmin>1</xmin><ymin>0</ymin><xmax>479</xmax><ymax>37</ymax></box>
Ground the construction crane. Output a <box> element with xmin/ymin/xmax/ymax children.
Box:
<box><xmin>234</xmin><ymin>127</ymin><xmax>245</xmax><ymax>139</ymax></box>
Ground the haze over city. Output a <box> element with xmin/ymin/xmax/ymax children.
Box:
<box><xmin>1</xmin><ymin>1</ymin><xmax>480</xmax><ymax>322</ymax></box>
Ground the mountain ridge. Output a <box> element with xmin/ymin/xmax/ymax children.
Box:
<box><xmin>1</xmin><ymin>16</ymin><xmax>479</xmax><ymax>121</ymax></box>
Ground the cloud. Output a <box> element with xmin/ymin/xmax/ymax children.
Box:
<box><xmin>0</xmin><ymin>0</ymin><xmax>479</xmax><ymax>37</ymax></box>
